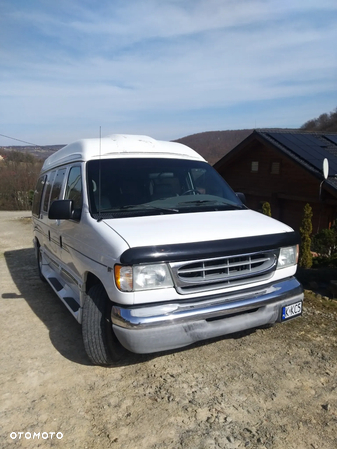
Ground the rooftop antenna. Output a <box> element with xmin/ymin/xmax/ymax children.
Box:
<box><xmin>97</xmin><ymin>126</ymin><xmax>102</xmax><ymax>222</ymax></box>
<box><xmin>318</xmin><ymin>158</ymin><xmax>329</xmax><ymax>232</ymax></box>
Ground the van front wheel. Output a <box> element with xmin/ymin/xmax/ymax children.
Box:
<box><xmin>82</xmin><ymin>284</ymin><xmax>126</xmax><ymax>366</ymax></box>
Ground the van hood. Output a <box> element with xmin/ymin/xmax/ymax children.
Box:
<box><xmin>103</xmin><ymin>209</ymin><xmax>294</xmax><ymax>248</ymax></box>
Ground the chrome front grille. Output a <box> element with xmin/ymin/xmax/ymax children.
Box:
<box><xmin>169</xmin><ymin>250</ymin><xmax>278</xmax><ymax>294</ymax></box>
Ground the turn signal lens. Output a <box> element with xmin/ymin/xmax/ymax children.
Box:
<box><xmin>114</xmin><ymin>265</ymin><xmax>133</xmax><ymax>292</ymax></box>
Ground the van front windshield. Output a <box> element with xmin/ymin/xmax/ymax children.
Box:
<box><xmin>87</xmin><ymin>158</ymin><xmax>244</xmax><ymax>219</ymax></box>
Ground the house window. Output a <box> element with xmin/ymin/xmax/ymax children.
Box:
<box><xmin>271</xmin><ymin>162</ymin><xmax>280</xmax><ymax>175</ymax></box>
<box><xmin>251</xmin><ymin>161</ymin><xmax>259</xmax><ymax>172</ymax></box>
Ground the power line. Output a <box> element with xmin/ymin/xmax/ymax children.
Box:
<box><xmin>0</xmin><ymin>133</ymin><xmax>42</xmax><ymax>147</ymax></box>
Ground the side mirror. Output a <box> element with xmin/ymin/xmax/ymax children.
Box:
<box><xmin>236</xmin><ymin>192</ymin><xmax>246</xmax><ymax>205</ymax></box>
<box><xmin>48</xmin><ymin>200</ymin><xmax>73</xmax><ymax>220</ymax></box>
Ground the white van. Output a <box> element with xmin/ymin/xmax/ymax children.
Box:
<box><xmin>32</xmin><ymin>134</ymin><xmax>303</xmax><ymax>365</ymax></box>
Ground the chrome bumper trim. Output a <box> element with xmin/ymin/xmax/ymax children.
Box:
<box><xmin>111</xmin><ymin>277</ymin><xmax>303</xmax><ymax>330</ymax></box>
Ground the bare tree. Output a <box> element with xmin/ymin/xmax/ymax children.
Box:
<box><xmin>301</xmin><ymin>107</ymin><xmax>337</xmax><ymax>132</ymax></box>
<box><xmin>0</xmin><ymin>150</ymin><xmax>43</xmax><ymax>210</ymax></box>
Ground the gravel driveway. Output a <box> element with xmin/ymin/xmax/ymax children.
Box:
<box><xmin>0</xmin><ymin>211</ymin><xmax>336</xmax><ymax>449</ymax></box>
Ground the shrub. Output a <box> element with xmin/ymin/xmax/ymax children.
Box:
<box><xmin>262</xmin><ymin>202</ymin><xmax>271</xmax><ymax>217</ymax></box>
<box><xmin>311</xmin><ymin>227</ymin><xmax>337</xmax><ymax>257</ymax></box>
<box><xmin>299</xmin><ymin>203</ymin><xmax>313</xmax><ymax>268</ymax></box>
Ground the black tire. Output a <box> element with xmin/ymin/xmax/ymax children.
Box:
<box><xmin>36</xmin><ymin>243</ymin><xmax>46</xmax><ymax>282</ymax></box>
<box><xmin>82</xmin><ymin>283</ymin><xmax>126</xmax><ymax>366</ymax></box>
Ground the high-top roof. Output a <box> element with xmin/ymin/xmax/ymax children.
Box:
<box><xmin>41</xmin><ymin>134</ymin><xmax>205</xmax><ymax>172</ymax></box>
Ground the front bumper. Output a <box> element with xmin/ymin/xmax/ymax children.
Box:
<box><xmin>111</xmin><ymin>277</ymin><xmax>303</xmax><ymax>354</ymax></box>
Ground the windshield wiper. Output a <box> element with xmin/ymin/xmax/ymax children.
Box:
<box><xmin>119</xmin><ymin>204</ymin><xmax>179</xmax><ymax>213</ymax></box>
<box><xmin>144</xmin><ymin>205</ymin><xmax>179</xmax><ymax>213</ymax></box>
<box><xmin>178</xmin><ymin>200</ymin><xmax>244</xmax><ymax>209</ymax></box>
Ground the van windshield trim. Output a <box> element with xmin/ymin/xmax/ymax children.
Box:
<box><xmin>86</xmin><ymin>157</ymin><xmax>242</xmax><ymax>219</ymax></box>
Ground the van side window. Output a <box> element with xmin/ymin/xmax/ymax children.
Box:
<box><xmin>42</xmin><ymin>170</ymin><xmax>56</xmax><ymax>213</ymax></box>
<box><xmin>190</xmin><ymin>168</ymin><xmax>206</xmax><ymax>194</ymax></box>
<box><xmin>190</xmin><ymin>167</ymin><xmax>226</xmax><ymax>196</ymax></box>
<box><xmin>32</xmin><ymin>175</ymin><xmax>46</xmax><ymax>217</ymax></box>
<box><xmin>65</xmin><ymin>166</ymin><xmax>83</xmax><ymax>212</ymax></box>
<box><xmin>50</xmin><ymin>168</ymin><xmax>67</xmax><ymax>206</ymax></box>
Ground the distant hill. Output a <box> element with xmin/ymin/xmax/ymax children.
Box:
<box><xmin>174</xmin><ymin>129</ymin><xmax>253</xmax><ymax>165</ymax></box>
<box><xmin>2</xmin><ymin>106</ymin><xmax>336</xmax><ymax>163</ymax></box>
<box><xmin>0</xmin><ymin>144</ymin><xmax>65</xmax><ymax>160</ymax></box>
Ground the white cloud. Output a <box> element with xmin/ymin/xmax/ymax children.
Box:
<box><xmin>0</xmin><ymin>0</ymin><xmax>336</xmax><ymax>145</ymax></box>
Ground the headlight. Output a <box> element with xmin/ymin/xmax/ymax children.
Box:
<box><xmin>277</xmin><ymin>245</ymin><xmax>299</xmax><ymax>269</ymax></box>
<box><xmin>115</xmin><ymin>263</ymin><xmax>173</xmax><ymax>292</ymax></box>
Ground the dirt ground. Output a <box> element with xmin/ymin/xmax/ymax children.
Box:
<box><xmin>0</xmin><ymin>211</ymin><xmax>336</xmax><ymax>449</ymax></box>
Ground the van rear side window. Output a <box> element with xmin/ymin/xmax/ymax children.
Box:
<box><xmin>42</xmin><ymin>171</ymin><xmax>56</xmax><ymax>213</ymax></box>
<box><xmin>32</xmin><ymin>175</ymin><xmax>46</xmax><ymax>217</ymax></box>
<box><xmin>50</xmin><ymin>168</ymin><xmax>67</xmax><ymax>206</ymax></box>
<box><xmin>65</xmin><ymin>166</ymin><xmax>83</xmax><ymax>216</ymax></box>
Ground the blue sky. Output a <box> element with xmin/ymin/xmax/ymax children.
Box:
<box><xmin>1</xmin><ymin>0</ymin><xmax>337</xmax><ymax>146</ymax></box>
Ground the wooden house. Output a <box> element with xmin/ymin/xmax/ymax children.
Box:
<box><xmin>213</xmin><ymin>130</ymin><xmax>337</xmax><ymax>233</ymax></box>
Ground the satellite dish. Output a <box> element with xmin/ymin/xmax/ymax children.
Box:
<box><xmin>323</xmin><ymin>158</ymin><xmax>329</xmax><ymax>179</ymax></box>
